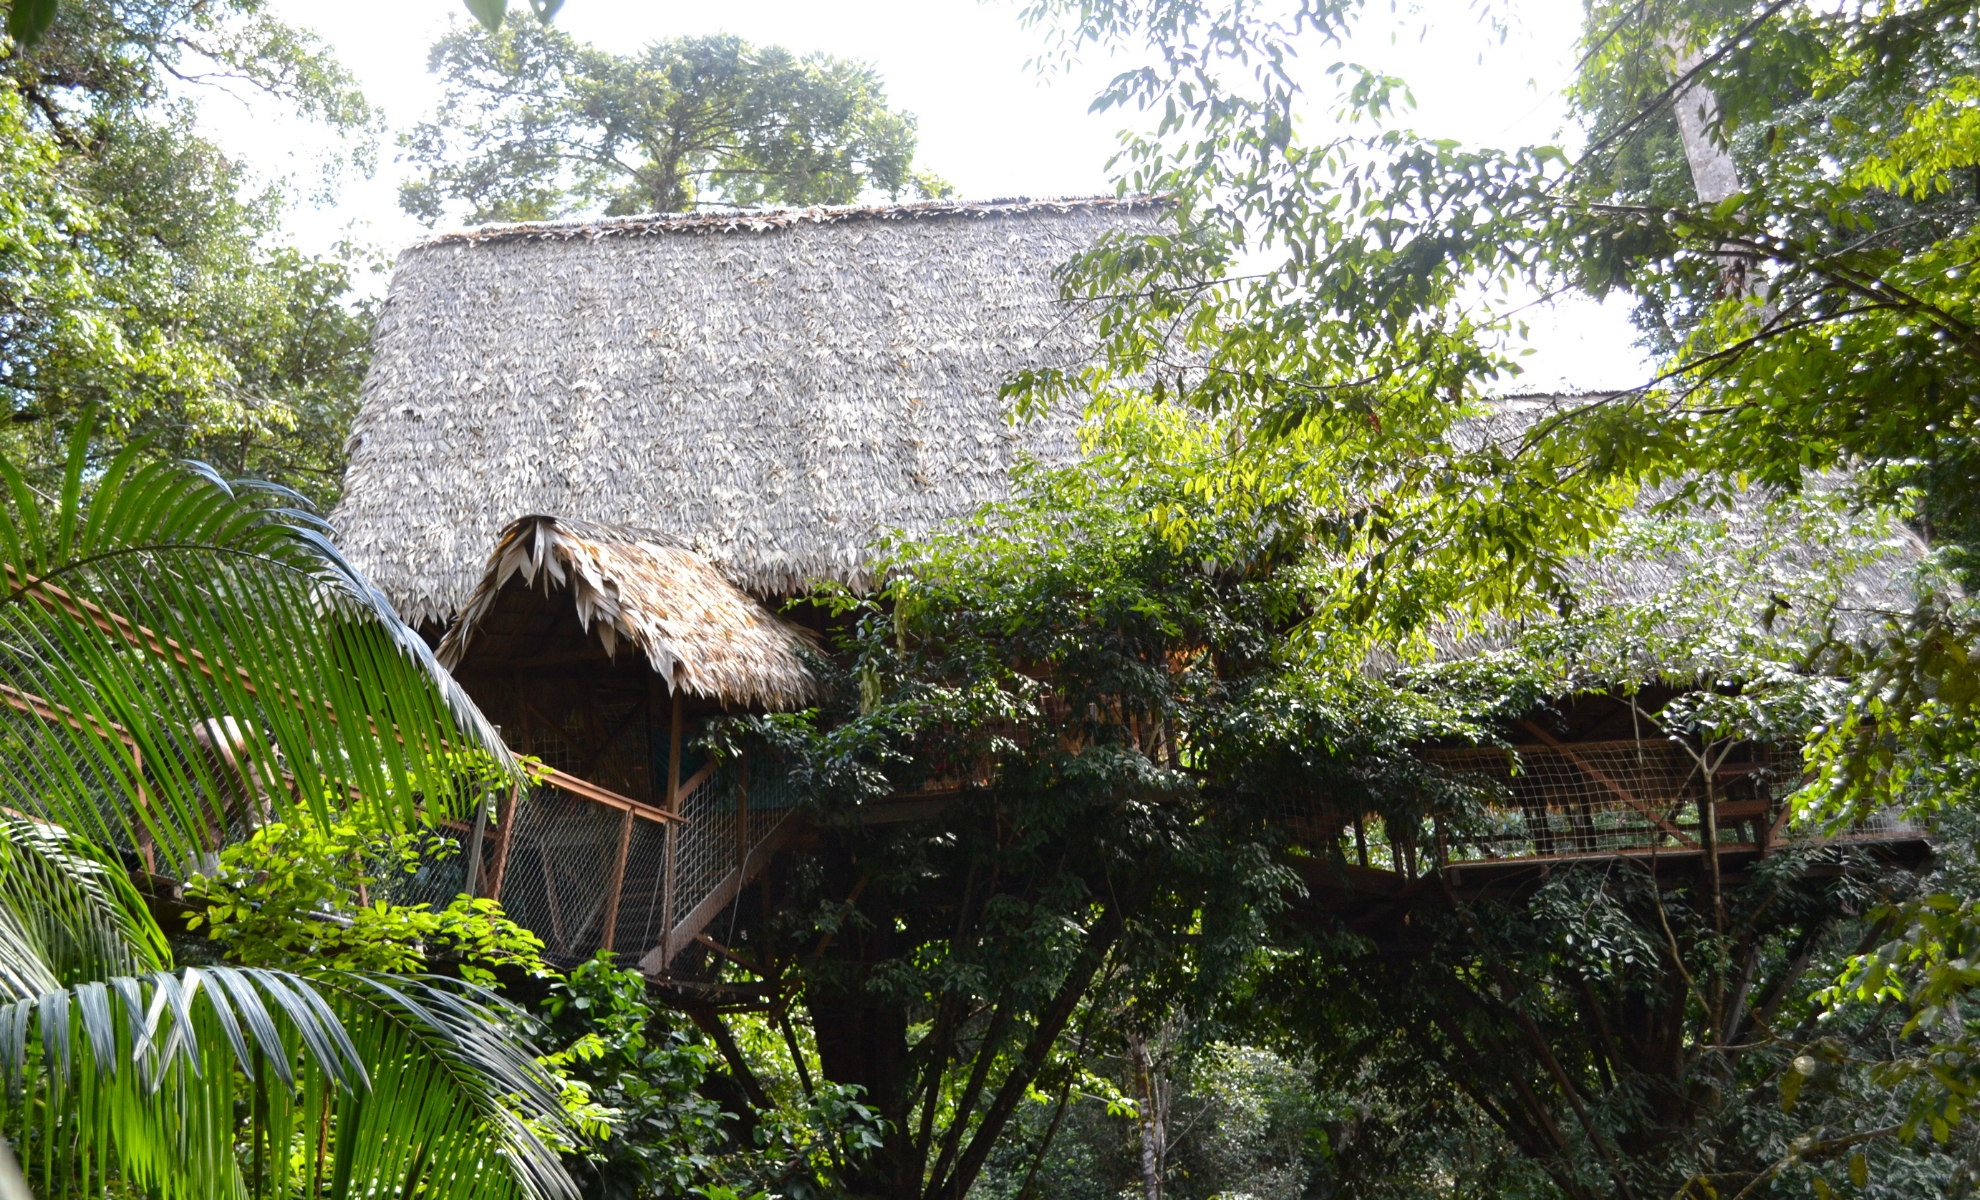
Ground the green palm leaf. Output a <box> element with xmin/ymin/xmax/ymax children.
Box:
<box><xmin>0</xmin><ymin>966</ymin><xmax>572</xmax><ymax>1200</ymax></box>
<box><xmin>0</xmin><ymin>424</ymin><xmax>576</xmax><ymax>1200</ymax></box>
<box><xmin>0</xmin><ymin>419</ymin><xmax>510</xmax><ymax>875</ymax></box>
<box><xmin>0</xmin><ymin>816</ymin><xmax>167</xmax><ymax>1000</ymax></box>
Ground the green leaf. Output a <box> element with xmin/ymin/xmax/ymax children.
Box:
<box><xmin>463</xmin><ymin>0</ymin><xmax>507</xmax><ymax>31</ymax></box>
<box><xmin>4</xmin><ymin>0</ymin><xmax>58</xmax><ymax>44</ymax></box>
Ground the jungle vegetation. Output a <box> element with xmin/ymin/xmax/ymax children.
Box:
<box><xmin>0</xmin><ymin>0</ymin><xmax>1978</xmax><ymax>1198</ymax></box>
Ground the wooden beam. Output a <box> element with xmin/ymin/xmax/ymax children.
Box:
<box><xmin>486</xmin><ymin>784</ymin><xmax>519</xmax><ymax>900</ymax></box>
<box><xmin>1519</xmin><ymin>722</ymin><xmax>1698</xmax><ymax>849</ymax></box>
<box><xmin>536</xmin><ymin>765</ymin><xmax>683</xmax><ymax>824</ymax></box>
<box><xmin>600</xmin><ymin>807</ymin><xmax>634</xmax><ymax>953</ymax></box>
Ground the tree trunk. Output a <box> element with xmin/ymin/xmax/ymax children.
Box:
<box><xmin>1665</xmin><ymin>40</ymin><xmax>1743</xmax><ymax>206</ymax></box>
<box><xmin>1127</xmin><ymin>1031</ymin><xmax>1166</xmax><ymax>1200</ymax></box>
<box><xmin>1665</xmin><ymin>35</ymin><xmax>1771</xmax><ymax>308</ymax></box>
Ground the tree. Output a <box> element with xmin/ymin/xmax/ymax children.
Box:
<box><xmin>1001</xmin><ymin>0</ymin><xmax>1980</xmax><ymax>1167</ymax></box>
<box><xmin>400</xmin><ymin>18</ymin><xmax>948</xmax><ymax>224</ymax></box>
<box><xmin>1</xmin><ymin>0</ymin><xmax>380</xmax><ymax>509</ymax></box>
<box><xmin>664</xmin><ymin>423</ymin><xmax>1491</xmax><ymax>1200</ymax></box>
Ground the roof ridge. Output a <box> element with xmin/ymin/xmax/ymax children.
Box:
<box><xmin>408</xmin><ymin>194</ymin><xmax>1167</xmax><ymax>250</ymax></box>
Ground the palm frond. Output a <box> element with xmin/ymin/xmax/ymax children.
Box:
<box><xmin>0</xmin><ymin>816</ymin><xmax>168</xmax><ymax>1000</ymax></box>
<box><xmin>0</xmin><ymin>966</ymin><xmax>574</xmax><ymax>1200</ymax></box>
<box><xmin>0</xmin><ymin>422</ymin><xmax>513</xmax><ymax>875</ymax></box>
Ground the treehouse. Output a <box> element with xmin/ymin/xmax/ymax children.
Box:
<box><xmin>329</xmin><ymin>204</ymin><xmax>1933</xmax><ymax>986</ymax></box>
<box><xmin>329</xmin><ymin>198</ymin><xmax>1160</xmax><ymax>974</ymax></box>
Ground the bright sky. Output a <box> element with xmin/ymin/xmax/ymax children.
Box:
<box><xmin>192</xmin><ymin>0</ymin><xmax>1652</xmax><ymax>393</ymax></box>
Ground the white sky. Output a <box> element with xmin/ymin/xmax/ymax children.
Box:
<box><xmin>191</xmin><ymin>0</ymin><xmax>1652</xmax><ymax>393</ymax></box>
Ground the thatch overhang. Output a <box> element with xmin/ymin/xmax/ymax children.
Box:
<box><xmin>437</xmin><ymin>515</ymin><xmax>817</xmax><ymax>710</ymax></box>
<box><xmin>332</xmin><ymin>196</ymin><xmax>1164</xmax><ymax>627</ymax></box>
<box><xmin>1403</xmin><ymin>393</ymin><xmax>1925</xmax><ymax>669</ymax></box>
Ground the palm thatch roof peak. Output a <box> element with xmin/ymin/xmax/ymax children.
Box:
<box><xmin>437</xmin><ymin>515</ymin><xmax>817</xmax><ymax>709</ymax></box>
<box><xmin>332</xmin><ymin>195</ymin><xmax>1161</xmax><ymax>627</ymax></box>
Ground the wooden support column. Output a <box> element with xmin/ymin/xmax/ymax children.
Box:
<box><xmin>659</xmin><ymin>689</ymin><xmax>683</xmax><ymax>969</ymax></box>
<box><xmin>600</xmin><ymin>807</ymin><xmax>634</xmax><ymax>953</ymax></box>
<box><xmin>737</xmin><ymin>756</ymin><xmax>750</xmax><ymax>872</ymax></box>
<box><xmin>464</xmin><ymin>791</ymin><xmax>490</xmax><ymax>898</ymax></box>
<box><xmin>485</xmin><ymin>783</ymin><xmax>520</xmax><ymax>900</ymax></box>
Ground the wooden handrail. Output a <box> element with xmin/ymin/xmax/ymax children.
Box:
<box><xmin>535</xmin><ymin>765</ymin><xmax>683</xmax><ymax>824</ymax></box>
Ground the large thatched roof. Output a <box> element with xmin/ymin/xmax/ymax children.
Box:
<box><xmin>333</xmin><ymin>196</ymin><xmax>1162</xmax><ymax>627</ymax></box>
<box><xmin>436</xmin><ymin>516</ymin><xmax>817</xmax><ymax>708</ymax></box>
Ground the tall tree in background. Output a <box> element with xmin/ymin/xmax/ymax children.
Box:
<box><xmin>1</xmin><ymin>0</ymin><xmax>378</xmax><ymax>509</ymax></box>
<box><xmin>400</xmin><ymin>18</ymin><xmax>948</xmax><ymax>224</ymax></box>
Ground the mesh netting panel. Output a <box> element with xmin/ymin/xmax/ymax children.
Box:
<box><xmin>671</xmin><ymin>763</ymin><xmax>739</xmax><ymax>929</ymax></box>
<box><xmin>611</xmin><ymin>816</ymin><xmax>671</xmax><ymax>958</ymax></box>
<box><xmin>492</xmin><ymin>787</ymin><xmax>626</xmax><ymax>964</ymax></box>
<box><xmin>1427</xmin><ymin>740</ymin><xmax>1775</xmax><ymax>860</ymax></box>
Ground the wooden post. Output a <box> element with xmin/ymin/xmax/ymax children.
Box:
<box><xmin>659</xmin><ymin>689</ymin><xmax>682</xmax><ymax>969</ymax></box>
<box><xmin>600</xmin><ymin>807</ymin><xmax>634</xmax><ymax>953</ymax></box>
<box><xmin>486</xmin><ymin>783</ymin><xmax>520</xmax><ymax>900</ymax></box>
<box><xmin>463</xmin><ymin>791</ymin><xmax>490</xmax><ymax>898</ymax></box>
<box><xmin>737</xmin><ymin>755</ymin><xmax>750</xmax><ymax>873</ymax></box>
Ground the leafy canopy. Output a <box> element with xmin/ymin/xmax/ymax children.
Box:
<box><xmin>1</xmin><ymin>0</ymin><xmax>379</xmax><ymax>507</ymax></box>
<box><xmin>401</xmin><ymin>18</ymin><xmax>948</xmax><ymax>224</ymax></box>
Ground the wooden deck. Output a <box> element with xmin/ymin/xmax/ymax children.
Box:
<box><xmin>394</xmin><ymin>726</ymin><xmax>1931</xmax><ymax>979</ymax></box>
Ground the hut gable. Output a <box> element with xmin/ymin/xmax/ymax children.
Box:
<box><xmin>437</xmin><ymin>515</ymin><xmax>818</xmax><ymax>710</ymax></box>
<box><xmin>333</xmin><ymin>196</ymin><xmax>1161</xmax><ymax>627</ymax></box>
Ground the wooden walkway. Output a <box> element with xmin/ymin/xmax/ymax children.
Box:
<box><xmin>397</xmin><ymin>729</ymin><xmax>1930</xmax><ymax>982</ymax></box>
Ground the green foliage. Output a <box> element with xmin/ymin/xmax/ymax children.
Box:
<box><xmin>400</xmin><ymin>17</ymin><xmax>948</xmax><ymax>224</ymax></box>
<box><xmin>1</xmin><ymin>0</ymin><xmax>379</xmax><ymax>508</ymax></box>
<box><xmin>0</xmin><ymin>776</ymin><xmax>576</xmax><ymax>1200</ymax></box>
<box><xmin>537</xmin><ymin>955</ymin><xmax>733</xmax><ymax>1198</ymax></box>
<box><xmin>527</xmin><ymin>955</ymin><xmax>885</xmax><ymax>1200</ymax></box>
<box><xmin>184</xmin><ymin>815</ymin><xmax>547</xmax><ymax>986</ymax></box>
<box><xmin>0</xmin><ymin>421</ymin><xmax>511</xmax><ymax>870</ymax></box>
<box><xmin>984</xmin><ymin>0</ymin><xmax>1980</xmax><ymax>1187</ymax></box>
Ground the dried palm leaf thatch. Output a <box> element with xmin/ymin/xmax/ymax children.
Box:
<box><xmin>333</xmin><ymin>196</ymin><xmax>1164</xmax><ymax>626</ymax></box>
<box><xmin>1395</xmin><ymin>393</ymin><xmax>1926</xmax><ymax>670</ymax></box>
<box><xmin>437</xmin><ymin>515</ymin><xmax>817</xmax><ymax>709</ymax></box>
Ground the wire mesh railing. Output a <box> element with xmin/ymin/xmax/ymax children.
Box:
<box><xmin>390</xmin><ymin>750</ymin><xmax>803</xmax><ymax>971</ymax></box>
<box><xmin>1421</xmin><ymin>738</ymin><xmax>1921</xmax><ymax>864</ymax></box>
<box><xmin>1427</xmin><ymin>739</ymin><xmax>1742</xmax><ymax>861</ymax></box>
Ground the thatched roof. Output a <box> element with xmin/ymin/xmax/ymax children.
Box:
<box><xmin>436</xmin><ymin>515</ymin><xmax>817</xmax><ymax>709</ymax></box>
<box><xmin>333</xmin><ymin>196</ymin><xmax>1162</xmax><ymax>626</ymax></box>
<box><xmin>1406</xmin><ymin>393</ymin><xmax>1925</xmax><ymax>668</ymax></box>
